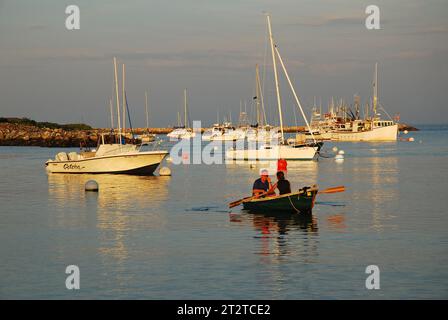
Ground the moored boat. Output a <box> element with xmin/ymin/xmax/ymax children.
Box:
<box><xmin>45</xmin><ymin>57</ymin><xmax>169</xmax><ymax>175</ymax></box>
<box><xmin>45</xmin><ymin>144</ymin><xmax>168</xmax><ymax>175</ymax></box>
<box><xmin>242</xmin><ymin>186</ymin><xmax>318</xmax><ymax>214</ymax></box>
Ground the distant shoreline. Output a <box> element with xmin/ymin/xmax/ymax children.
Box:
<box><xmin>0</xmin><ymin>120</ymin><xmax>419</xmax><ymax>148</ymax></box>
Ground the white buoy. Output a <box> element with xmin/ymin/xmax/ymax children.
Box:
<box><xmin>408</xmin><ymin>137</ymin><xmax>415</xmax><ymax>142</ymax></box>
<box><xmin>85</xmin><ymin>180</ymin><xmax>99</xmax><ymax>192</ymax></box>
<box><xmin>404</xmin><ymin>130</ymin><xmax>409</xmax><ymax>135</ymax></box>
<box><xmin>338</xmin><ymin>150</ymin><xmax>345</xmax><ymax>155</ymax></box>
<box><xmin>335</xmin><ymin>154</ymin><xmax>344</xmax><ymax>162</ymax></box>
<box><xmin>159</xmin><ymin>167</ymin><xmax>171</xmax><ymax>176</ymax></box>
<box><xmin>332</xmin><ymin>146</ymin><xmax>338</xmax><ymax>153</ymax></box>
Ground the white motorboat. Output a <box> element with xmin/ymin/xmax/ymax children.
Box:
<box><xmin>212</xmin><ymin>128</ymin><xmax>239</xmax><ymax>141</ymax></box>
<box><xmin>202</xmin><ymin>125</ymin><xmax>223</xmax><ymax>141</ymax></box>
<box><xmin>45</xmin><ymin>138</ymin><xmax>168</xmax><ymax>175</ymax></box>
<box><xmin>211</xmin><ymin>122</ymin><xmax>239</xmax><ymax>141</ymax></box>
<box><xmin>45</xmin><ymin>57</ymin><xmax>169</xmax><ymax>175</ymax></box>
<box><xmin>167</xmin><ymin>127</ymin><xmax>186</xmax><ymax>139</ymax></box>
<box><xmin>46</xmin><ymin>138</ymin><xmax>168</xmax><ymax>175</ymax></box>
<box><xmin>246</xmin><ymin>126</ymin><xmax>281</xmax><ymax>143</ymax></box>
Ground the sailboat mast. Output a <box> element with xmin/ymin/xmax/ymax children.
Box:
<box><xmin>122</xmin><ymin>63</ymin><xmax>126</xmax><ymax>135</ymax></box>
<box><xmin>145</xmin><ymin>90</ymin><xmax>149</xmax><ymax>129</ymax></box>
<box><xmin>184</xmin><ymin>88</ymin><xmax>188</xmax><ymax>128</ymax></box>
<box><xmin>113</xmin><ymin>57</ymin><xmax>122</xmax><ymax>144</ymax></box>
<box><xmin>255</xmin><ymin>65</ymin><xmax>260</xmax><ymax>125</ymax></box>
<box><xmin>109</xmin><ymin>98</ymin><xmax>114</xmax><ymax>129</ymax></box>
<box><xmin>255</xmin><ymin>64</ymin><xmax>267</xmax><ymax>127</ymax></box>
<box><xmin>373</xmin><ymin>62</ymin><xmax>378</xmax><ymax>117</ymax></box>
<box><xmin>266</xmin><ymin>14</ymin><xmax>284</xmax><ymax>143</ymax></box>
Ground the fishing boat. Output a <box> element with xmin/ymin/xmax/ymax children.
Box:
<box><xmin>46</xmin><ymin>57</ymin><xmax>168</xmax><ymax>175</ymax></box>
<box><xmin>308</xmin><ymin>64</ymin><xmax>398</xmax><ymax>141</ymax></box>
<box><xmin>226</xmin><ymin>14</ymin><xmax>322</xmax><ymax>161</ymax></box>
<box><xmin>242</xmin><ymin>186</ymin><xmax>318</xmax><ymax>214</ymax></box>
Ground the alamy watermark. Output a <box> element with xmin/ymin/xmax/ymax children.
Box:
<box><xmin>65</xmin><ymin>5</ymin><xmax>80</xmax><ymax>30</ymax></box>
<box><xmin>65</xmin><ymin>265</ymin><xmax>80</xmax><ymax>290</ymax></box>
<box><xmin>365</xmin><ymin>5</ymin><xmax>380</xmax><ymax>30</ymax></box>
<box><xmin>365</xmin><ymin>265</ymin><xmax>380</xmax><ymax>290</ymax></box>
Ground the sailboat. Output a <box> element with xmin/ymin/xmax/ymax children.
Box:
<box><xmin>246</xmin><ymin>64</ymin><xmax>281</xmax><ymax>143</ymax></box>
<box><xmin>226</xmin><ymin>14</ymin><xmax>322</xmax><ymax>161</ymax></box>
<box><xmin>167</xmin><ymin>89</ymin><xmax>196</xmax><ymax>139</ymax></box>
<box><xmin>139</xmin><ymin>90</ymin><xmax>156</xmax><ymax>142</ymax></box>
<box><xmin>45</xmin><ymin>57</ymin><xmax>168</xmax><ymax>175</ymax></box>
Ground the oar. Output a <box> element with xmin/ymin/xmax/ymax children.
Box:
<box><xmin>318</xmin><ymin>186</ymin><xmax>345</xmax><ymax>194</ymax></box>
<box><xmin>229</xmin><ymin>183</ymin><xmax>277</xmax><ymax>209</ymax></box>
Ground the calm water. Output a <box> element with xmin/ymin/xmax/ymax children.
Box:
<box><xmin>1</xmin><ymin>126</ymin><xmax>448</xmax><ymax>299</ymax></box>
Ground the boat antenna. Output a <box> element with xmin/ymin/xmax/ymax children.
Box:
<box><xmin>373</xmin><ymin>62</ymin><xmax>378</xmax><ymax>118</ymax></box>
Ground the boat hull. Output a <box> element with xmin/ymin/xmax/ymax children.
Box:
<box><xmin>243</xmin><ymin>188</ymin><xmax>318</xmax><ymax>214</ymax></box>
<box><xmin>330</xmin><ymin>124</ymin><xmax>398</xmax><ymax>141</ymax></box>
<box><xmin>226</xmin><ymin>143</ymin><xmax>321</xmax><ymax>161</ymax></box>
<box><xmin>46</xmin><ymin>151</ymin><xmax>168</xmax><ymax>175</ymax></box>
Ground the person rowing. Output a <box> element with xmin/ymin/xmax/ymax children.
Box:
<box><xmin>275</xmin><ymin>171</ymin><xmax>291</xmax><ymax>195</ymax></box>
<box><xmin>252</xmin><ymin>169</ymin><xmax>275</xmax><ymax>197</ymax></box>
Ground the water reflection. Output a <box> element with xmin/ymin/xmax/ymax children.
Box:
<box><xmin>47</xmin><ymin>173</ymin><xmax>170</xmax><ymax>268</ymax></box>
<box><xmin>230</xmin><ymin>212</ymin><xmax>319</xmax><ymax>262</ymax></box>
<box><xmin>351</xmin><ymin>156</ymin><xmax>399</xmax><ymax>231</ymax></box>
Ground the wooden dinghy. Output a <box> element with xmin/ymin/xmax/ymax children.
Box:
<box><xmin>242</xmin><ymin>186</ymin><xmax>318</xmax><ymax>214</ymax></box>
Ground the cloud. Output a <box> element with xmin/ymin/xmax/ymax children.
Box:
<box><xmin>402</xmin><ymin>26</ymin><xmax>448</xmax><ymax>36</ymax></box>
<box><xmin>389</xmin><ymin>50</ymin><xmax>433</xmax><ymax>60</ymax></box>
<box><xmin>0</xmin><ymin>46</ymin><xmax>260</xmax><ymax>71</ymax></box>
<box><xmin>285</xmin><ymin>13</ymin><xmax>364</xmax><ymax>28</ymax></box>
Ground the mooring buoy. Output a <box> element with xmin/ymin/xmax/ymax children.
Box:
<box><xmin>85</xmin><ymin>180</ymin><xmax>99</xmax><ymax>192</ymax></box>
<box><xmin>159</xmin><ymin>167</ymin><xmax>172</xmax><ymax>176</ymax></box>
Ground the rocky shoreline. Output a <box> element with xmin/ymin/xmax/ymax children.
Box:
<box><xmin>0</xmin><ymin>122</ymin><xmax>419</xmax><ymax>147</ymax></box>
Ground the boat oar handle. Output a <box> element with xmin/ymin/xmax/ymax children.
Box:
<box><xmin>319</xmin><ymin>186</ymin><xmax>345</xmax><ymax>194</ymax></box>
<box><xmin>229</xmin><ymin>187</ymin><xmax>274</xmax><ymax>209</ymax></box>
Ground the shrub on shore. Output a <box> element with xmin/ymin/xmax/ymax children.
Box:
<box><xmin>0</xmin><ymin>117</ymin><xmax>92</xmax><ymax>131</ymax></box>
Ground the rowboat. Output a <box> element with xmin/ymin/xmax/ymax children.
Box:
<box><xmin>242</xmin><ymin>186</ymin><xmax>318</xmax><ymax>214</ymax></box>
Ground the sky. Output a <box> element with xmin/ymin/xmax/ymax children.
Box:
<box><xmin>0</xmin><ymin>0</ymin><xmax>447</xmax><ymax>127</ymax></box>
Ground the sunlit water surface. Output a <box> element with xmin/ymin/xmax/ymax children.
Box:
<box><xmin>0</xmin><ymin>125</ymin><xmax>447</xmax><ymax>299</ymax></box>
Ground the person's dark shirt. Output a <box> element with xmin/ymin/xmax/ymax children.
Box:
<box><xmin>253</xmin><ymin>178</ymin><xmax>269</xmax><ymax>192</ymax></box>
<box><xmin>277</xmin><ymin>179</ymin><xmax>291</xmax><ymax>195</ymax></box>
